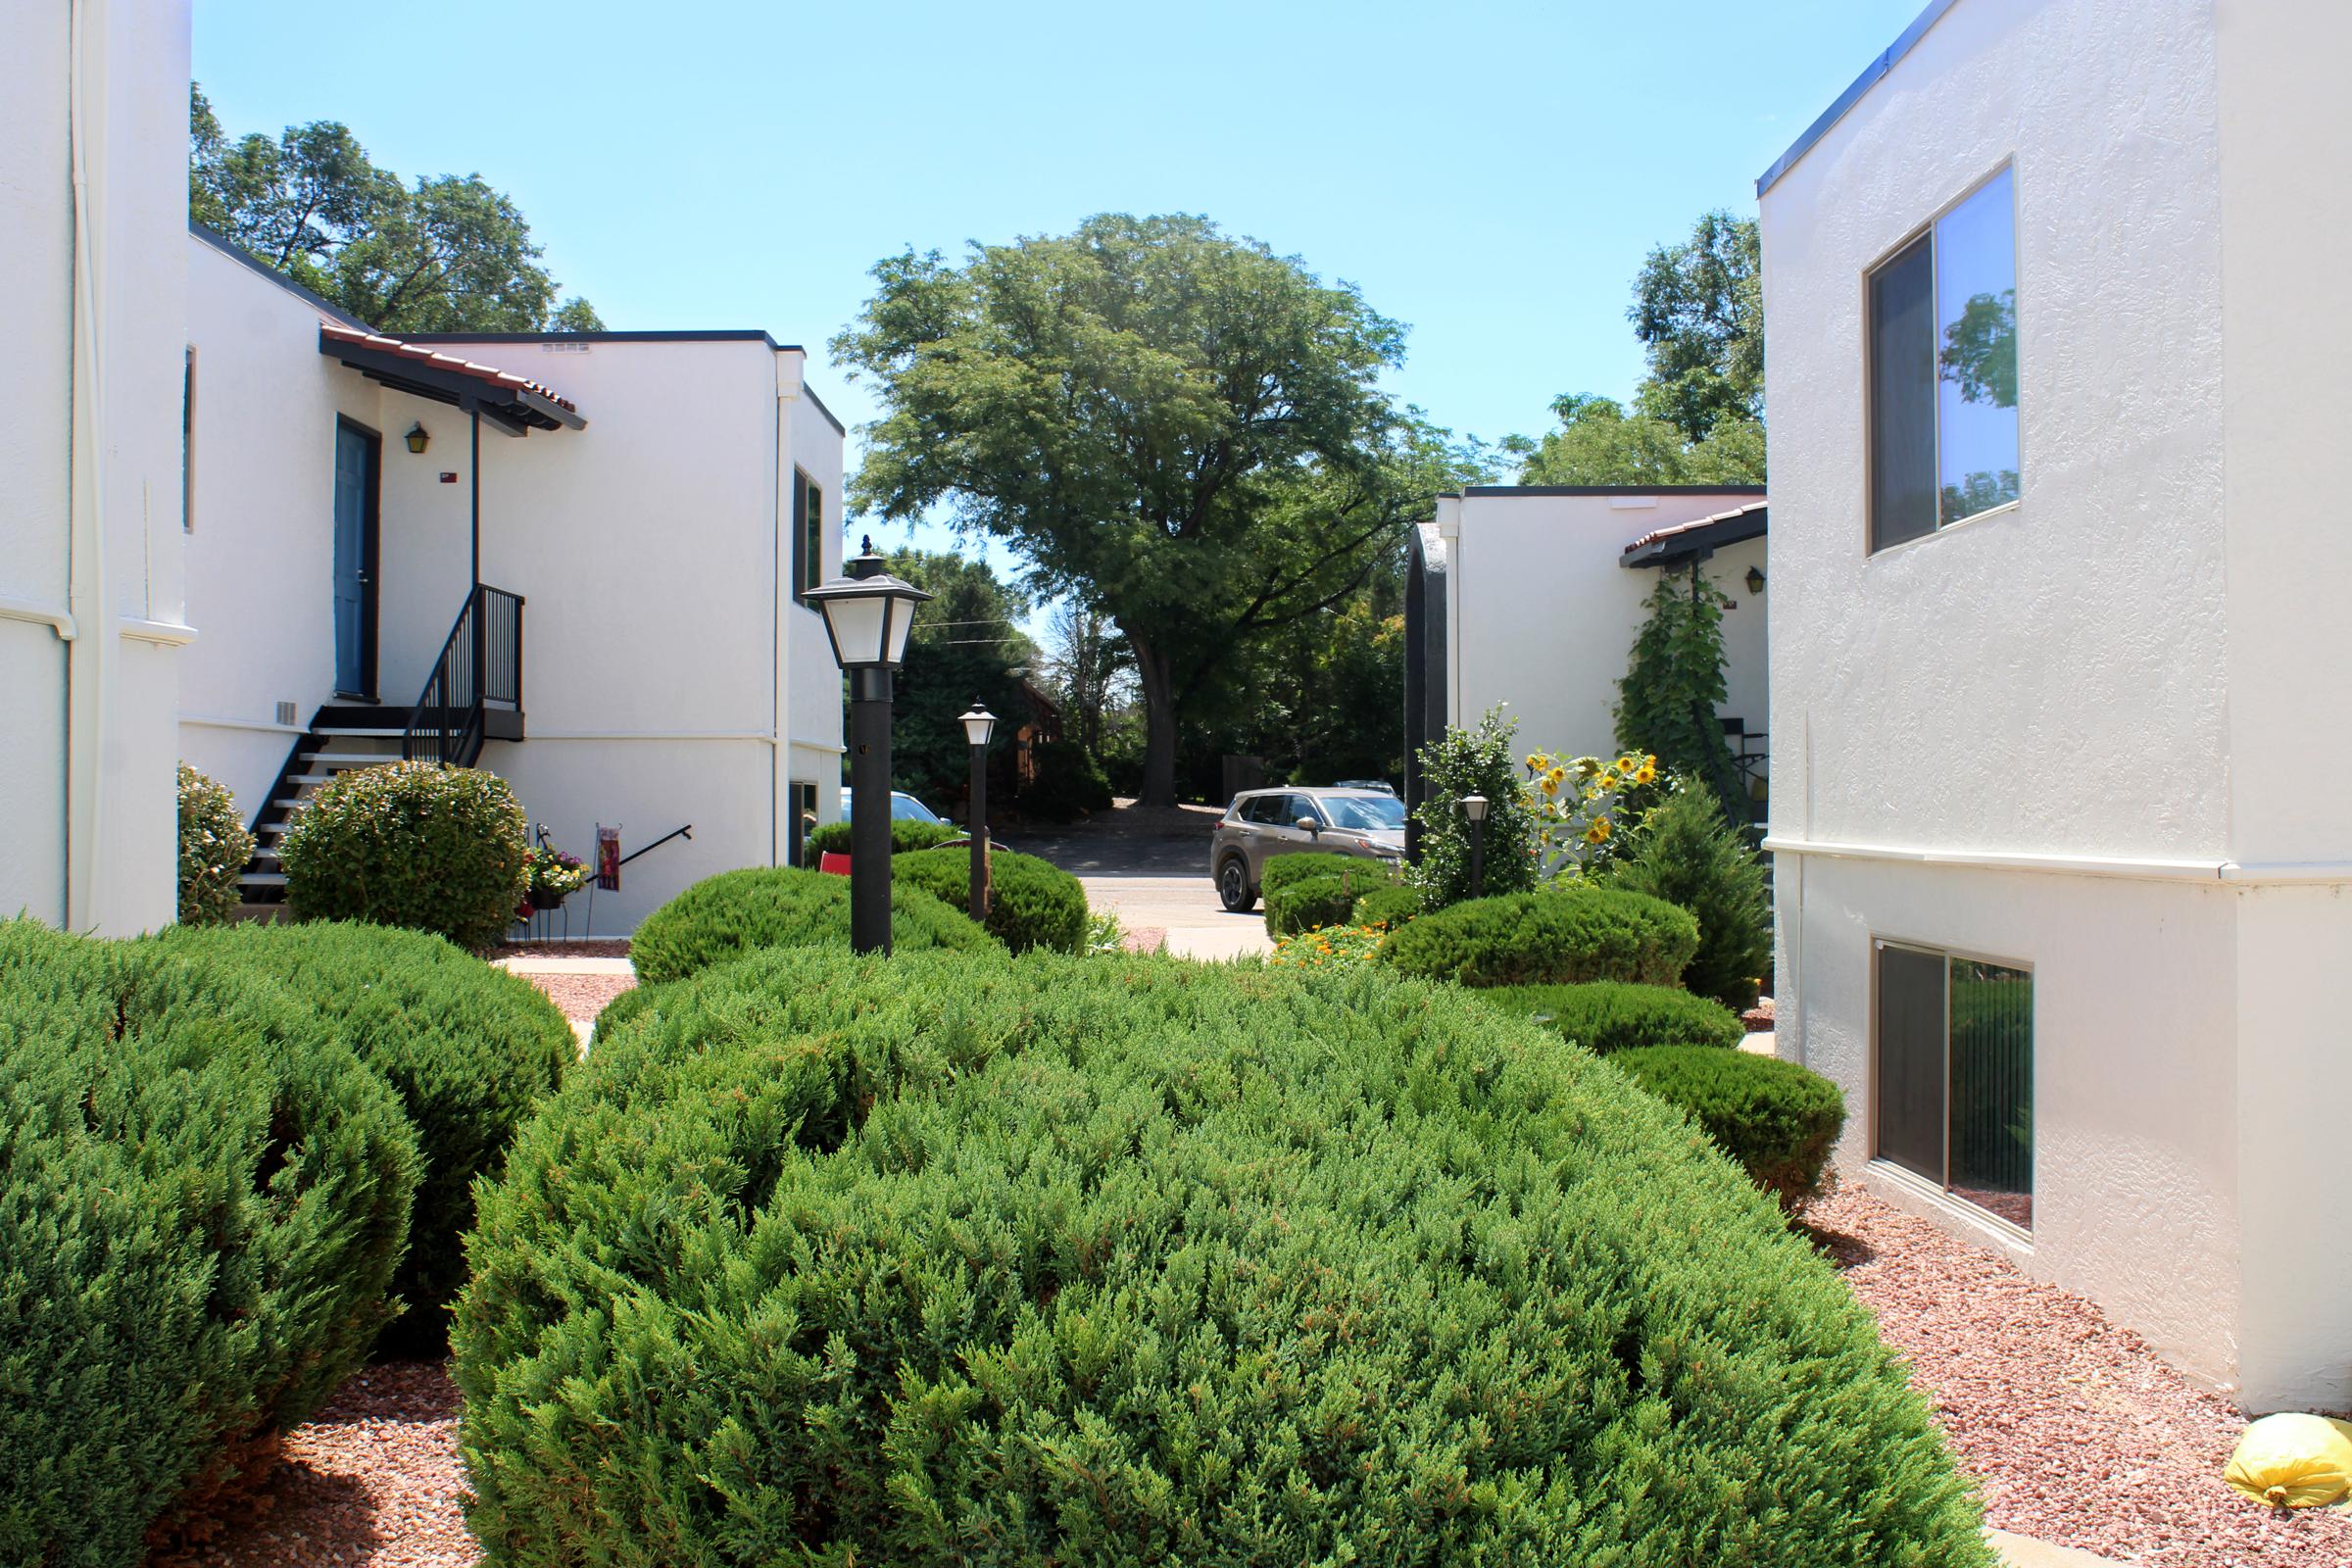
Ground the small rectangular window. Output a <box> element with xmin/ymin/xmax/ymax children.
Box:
<box><xmin>181</xmin><ymin>346</ymin><xmax>196</xmax><ymax>532</ymax></box>
<box><xmin>788</xmin><ymin>779</ymin><xmax>818</xmax><ymax>865</ymax></box>
<box><xmin>791</xmin><ymin>469</ymin><xmax>825</xmax><ymax>601</ymax></box>
<box><xmin>1875</xmin><ymin>940</ymin><xmax>2034</xmax><ymax>1230</ymax></box>
<box><xmin>1868</xmin><ymin>167</ymin><xmax>2020</xmax><ymax>551</ymax></box>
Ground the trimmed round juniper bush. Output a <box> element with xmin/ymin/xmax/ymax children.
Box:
<box><xmin>454</xmin><ymin>946</ymin><xmax>1990</xmax><ymax>1567</ymax></box>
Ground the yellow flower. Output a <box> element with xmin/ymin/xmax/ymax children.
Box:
<box><xmin>1615</xmin><ymin>755</ymin><xmax>1639</xmax><ymax>774</ymax></box>
<box><xmin>1577</xmin><ymin>757</ymin><xmax>1601</xmax><ymax>777</ymax></box>
<box><xmin>1541</xmin><ymin>775</ymin><xmax>1559</xmax><ymax>796</ymax></box>
<box><xmin>1633</xmin><ymin>762</ymin><xmax>1656</xmax><ymax>786</ymax></box>
<box><xmin>1595</xmin><ymin>771</ymin><xmax>1617</xmax><ymax>792</ymax></box>
<box><xmin>1586</xmin><ymin>818</ymin><xmax>1613</xmax><ymax>844</ymax></box>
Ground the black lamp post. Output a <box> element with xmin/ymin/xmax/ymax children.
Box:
<box><xmin>958</xmin><ymin>700</ymin><xmax>998</xmax><ymax>921</ymax></box>
<box><xmin>804</xmin><ymin>538</ymin><xmax>933</xmax><ymax>954</ymax></box>
<box><xmin>1462</xmin><ymin>793</ymin><xmax>1489</xmax><ymax>899</ymax></box>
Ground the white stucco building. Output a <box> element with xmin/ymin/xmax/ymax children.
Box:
<box><xmin>0</xmin><ymin>0</ymin><xmax>194</xmax><ymax>937</ymax></box>
<box><xmin>1760</xmin><ymin>0</ymin><xmax>2352</xmax><ymax>1411</ymax></box>
<box><xmin>1403</xmin><ymin>486</ymin><xmax>1768</xmax><ymax>839</ymax></box>
<box><xmin>0</xmin><ymin>0</ymin><xmax>847</xmax><ymax>938</ymax></box>
<box><xmin>179</xmin><ymin>229</ymin><xmax>848</xmax><ymax>934</ymax></box>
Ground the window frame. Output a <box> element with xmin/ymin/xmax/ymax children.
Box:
<box><xmin>1869</xmin><ymin>934</ymin><xmax>2035</xmax><ymax>1237</ymax></box>
<box><xmin>1861</xmin><ymin>160</ymin><xmax>2026</xmax><ymax>559</ymax></box>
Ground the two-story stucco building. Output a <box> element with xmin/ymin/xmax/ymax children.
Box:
<box><xmin>1</xmin><ymin>0</ymin><xmax>849</xmax><ymax>939</ymax></box>
<box><xmin>1760</xmin><ymin>0</ymin><xmax>2352</xmax><ymax>1411</ymax></box>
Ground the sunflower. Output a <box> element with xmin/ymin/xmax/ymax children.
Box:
<box><xmin>1633</xmin><ymin>762</ymin><xmax>1656</xmax><ymax>786</ymax></box>
<box><xmin>1586</xmin><ymin>817</ymin><xmax>1613</xmax><ymax>844</ymax></box>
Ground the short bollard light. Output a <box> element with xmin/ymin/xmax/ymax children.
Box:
<box><xmin>1462</xmin><ymin>792</ymin><xmax>1490</xmax><ymax>899</ymax></box>
<box><xmin>958</xmin><ymin>699</ymin><xmax>998</xmax><ymax>921</ymax></box>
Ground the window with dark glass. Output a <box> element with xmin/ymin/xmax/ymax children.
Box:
<box><xmin>1868</xmin><ymin>167</ymin><xmax>2020</xmax><ymax>551</ymax></box>
<box><xmin>1875</xmin><ymin>940</ymin><xmax>2034</xmax><ymax>1229</ymax></box>
<box><xmin>791</xmin><ymin>468</ymin><xmax>825</xmax><ymax>601</ymax></box>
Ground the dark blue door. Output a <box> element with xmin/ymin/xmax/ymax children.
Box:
<box><xmin>332</xmin><ymin>422</ymin><xmax>376</xmax><ymax>696</ymax></box>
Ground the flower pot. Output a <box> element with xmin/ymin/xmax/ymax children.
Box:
<box><xmin>528</xmin><ymin>888</ymin><xmax>570</xmax><ymax>911</ymax></box>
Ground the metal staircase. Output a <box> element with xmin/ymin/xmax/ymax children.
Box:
<box><xmin>237</xmin><ymin>584</ymin><xmax>525</xmax><ymax>910</ymax></box>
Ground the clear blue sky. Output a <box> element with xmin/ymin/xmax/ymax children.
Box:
<box><xmin>195</xmin><ymin>0</ymin><xmax>1921</xmax><ymax>561</ymax></box>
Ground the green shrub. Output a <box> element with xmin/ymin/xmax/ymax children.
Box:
<box><xmin>176</xmin><ymin>762</ymin><xmax>256</xmax><ymax>927</ymax></box>
<box><xmin>1349</xmin><ymin>882</ymin><xmax>1425</xmax><ymax>931</ymax></box>
<box><xmin>277</xmin><ymin>761</ymin><xmax>528</xmax><ymax>951</ymax></box>
<box><xmin>1614</xmin><ymin>1045</ymin><xmax>1847</xmax><ymax>1211</ymax></box>
<box><xmin>155</xmin><ymin>920</ymin><xmax>572</xmax><ymax>1349</ymax></box>
<box><xmin>1407</xmin><ymin>707</ymin><xmax>1540</xmax><ymax>906</ymax></box>
<box><xmin>1380</xmin><ymin>884</ymin><xmax>1699</xmax><ymax>989</ymax></box>
<box><xmin>1259</xmin><ymin>849</ymin><xmax>1395</xmax><ymax>897</ymax></box>
<box><xmin>1264</xmin><ymin>869</ymin><xmax>1388</xmax><ymax>938</ymax></box>
<box><xmin>0</xmin><ymin>919</ymin><xmax>417</xmax><ymax>1566</ymax></box>
<box><xmin>1605</xmin><ymin>782</ymin><xmax>1772</xmax><ymax>1009</ymax></box>
<box><xmin>1476</xmin><ymin>980</ymin><xmax>1745</xmax><ymax>1055</ymax></box>
<box><xmin>894</xmin><ymin>846</ymin><xmax>1088</xmax><ymax>954</ymax></box>
<box><xmin>455</xmin><ymin>948</ymin><xmax>1989</xmax><ymax>1567</ymax></box>
<box><xmin>803</xmin><ymin>815</ymin><xmax>962</xmax><ymax>863</ymax></box>
<box><xmin>1018</xmin><ymin>738</ymin><xmax>1113</xmax><ymax>822</ymax></box>
<box><xmin>629</xmin><ymin>864</ymin><xmax>995</xmax><ymax>984</ymax></box>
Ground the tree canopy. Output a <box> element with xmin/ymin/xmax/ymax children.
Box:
<box><xmin>835</xmin><ymin>213</ymin><xmax>1464</xmax><ymax>806</ymax></box>
<box><xmin>189</xmin><ymin>85</ymin><xmax>601</xmax><ymax>334</ymax></box>
<box><xmin>1517</xmin><ymin>211</ymin><xmax>1765</xmax><ymax>486</ymax></box>
<box><xmin>883</xmin><ymin>548</ymin><xmax>1037</xmax><ymax>810</ymax></box>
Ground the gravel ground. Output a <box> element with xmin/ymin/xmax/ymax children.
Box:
<box><xmin>499</xmin><ymin>938</ymin><xmax>630</xmax><ymax>959</ymax></box>
<box><xmin>189</xmin><ymin>1363</ymin><xmax>476</xmax><ymax>1568</ymax></box>
<box><xmin>1813</xmin><ymin>1183</ymin><xmax>2352</xmax><ymax>1567</ymax></box>
<box><xmin>519</xmin><ymin>969</ymin><xmax>635</xmax><ymax>1024</ymax></box>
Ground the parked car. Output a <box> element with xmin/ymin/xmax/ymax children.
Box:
<box><xmin>1331</xmin><ymin>778</ymin><xmax>1396</xmax><ymax>795</ymax></box>
<box><xmin>1210</xmin><ymin>786</ymin><xmax>1406</xmax><ymax>912</ymax></box>
<box><xmin>840</xmin><ymin>787</ymin><xmax>946</xmax><ymax>823</ymax></box>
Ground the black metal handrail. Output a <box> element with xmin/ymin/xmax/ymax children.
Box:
<box><xmin>404</xmin><ymin>584</ymin><xmax>523</xmax><ymax>765</ymax></box>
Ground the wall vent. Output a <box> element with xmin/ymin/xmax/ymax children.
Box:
<box><xmin>276</xmin><ymin>701</ymin><xmax>298</xmax><ymax>727</ymax></box>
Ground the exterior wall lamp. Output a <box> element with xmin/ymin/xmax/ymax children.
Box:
<box><xmin>1745</xmin><ymin>564</ymin><xmax>1766</xmax><ymax>595</ymax></box>
<box><xmin>405</xmin><ymin>422</ymin><xmax>430</xmax><ymax>455</ymax></box>
<box><xmin>803</xmin><ymin>537</ymin><xmax>934</xmax><ymax>954</ymax></box>
<box><xmin>958</xmin><ymin>700</ymin><xmax>998</xmax><ymax>922</ymax></box>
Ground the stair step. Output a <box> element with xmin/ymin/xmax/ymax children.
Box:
<box><xmin>299</xmin><ymin>751</ymin><xmax>404</xmax><ymax>765</ymax></box>
<box><xmin>314</xmin><ymin>727</ymin><xmax>406</xmax><ymax>738</ymax></box>
<box><xmin>240</xmin><ymin>871</ymin><xmax>287</xmax><ymax>888</ymax></box>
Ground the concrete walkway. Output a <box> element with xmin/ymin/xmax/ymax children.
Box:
<box><xmin>1079</xmin><ymin>874</ymin><xmax>1272</xmax><ymax>961</ymax></box>
<box><xmin>1988</xmin><ymin>1529</ymin><xmax>2123</xmax><ymax>1566</ymax></box>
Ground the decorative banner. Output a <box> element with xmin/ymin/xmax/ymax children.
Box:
<box><xmin>596</xmin><ymin>824</ymin><xmax>621</xmax><ymax>891</ymax></box>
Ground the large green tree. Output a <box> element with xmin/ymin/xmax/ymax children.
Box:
<box><xmin>834</xmin><ymin>213</ymin><xmax>1430</xmax><ymax>807</ymax></box>
<box><xmin>190</xmin><ymin>85</ymin><xmax>601</xmax><ymax>333</ymax></box>
<box><xmin>885</xmin><ymin>548</ymin><xmax>1037</xmax><ymax>811</ymax></box>
<box><xmin>1518</xmin><ymin>211</ymin><xmax>1765</xmax><ymax>485</ymax></box>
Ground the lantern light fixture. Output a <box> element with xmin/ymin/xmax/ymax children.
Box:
<box><xmin>958</xmin><ymin>699</ymin><xmax>999</xmax><ymax>749</ymax></box>
<box><xmin>1745</xmin><ymin>564</ymin><xmax>1766</xmax><ymax>596</ymax></box>
<box><xmin>405</xmin><ymin>421</ymin><xmax>430</xmax><ymax>455</ymax></box>
<box><xmin>803</xmin><ymin>537</ymin><xmax>934</xmax><ymax>673</ymax></box>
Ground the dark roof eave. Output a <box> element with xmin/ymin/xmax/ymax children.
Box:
<box><xmin>1621</xmin><ymin>506</ymin><xmax>1768</xmax><ymax>568</ymax></box>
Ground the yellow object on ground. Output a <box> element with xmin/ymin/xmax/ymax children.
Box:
<box><xmin>2224</xmin><ymin>1413</ymin><xmax>2352</xmax><ymax>1507</ymax></box>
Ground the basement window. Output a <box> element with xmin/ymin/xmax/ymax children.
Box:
<box><xmin>1875</xmin><ymin>940</ymin><xmax>2034</xmax><ymax>1231</ymax></box>
<box><xmin>1867</xmin><ymin>166</ymin><xmax>2020</xmax><ymax>551</ymax></box>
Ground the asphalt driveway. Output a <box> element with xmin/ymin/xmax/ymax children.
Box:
<box><xmin>1017</xmin><ymin>800</ymin><xmax>1272</xmax><ymax>959</ymax></box>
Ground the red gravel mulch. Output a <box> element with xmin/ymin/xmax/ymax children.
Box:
<box><xmin>189</xmin><ymin>1362</ymin><xmax>477</xmax><ymax>1568</ymax></box>
<box><xmin>1121</xmin><ymin>926</ymin><xmax>1168</xmax><ymax>955</ymax></box>
<box><xmin>519</xmin><ymin>970</ymin><xmax>635</xmax><ymax>1026</ymax></box>
<box><xmin>1813</xmin><ymin>1182</ymin><xmax>2352</xmax><ymax>1567</ymax></box>
<box><xmin>499</xmin><ymin>938</ymin><xmax>630</xmax><ymax>959</ymax></box>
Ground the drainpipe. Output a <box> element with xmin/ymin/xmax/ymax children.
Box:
<box><xmin>65</xmin><ymin>0</ymin><xmax>113</xmax><ymax>930</ymax></box>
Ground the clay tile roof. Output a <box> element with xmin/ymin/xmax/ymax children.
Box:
<box><xmin>318</xmin><ymin>320</ymin><xmax>579</xmax><ymax>416</ymax></box>
<box><xmin>1623</xmin><ymin>499</ymin><xmax>1769</xmax><ymax>557</ymax></box>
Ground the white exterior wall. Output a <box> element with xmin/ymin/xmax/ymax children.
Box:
<box><xmin>1763</xmin><ymin>0</ymin><xmax>2352</xmax><ymax>1408</ymax></box>
<box><xmin>0</xmin><ymin>0</ymin><xmax>190</xmax><ymax>935</ymax></box>
<box><xmin>1439</xmin><ymin>488</ymin><xmax>1767</xmax><ymax>760</ymax></box>
<box><xmin>176</xmin><ymin>249</ymin><xmax>850</xmax><ymax>935</ymax></box>
<box><xmin>180</xmin><ymin>240</ymin><xmax>386</xmax><ymax>816</ymax></box>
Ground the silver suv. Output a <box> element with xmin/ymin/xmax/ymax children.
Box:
<box><xmin>1210</xmin><ymin>787</ymin><xmax>1407</xmax><ymax>912</ymax></box>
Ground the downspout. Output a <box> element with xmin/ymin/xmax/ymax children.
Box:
<box><xmin>65</xmin><ymin>0</ymin><xmax>112</xmax><ymax>929</ymax></box>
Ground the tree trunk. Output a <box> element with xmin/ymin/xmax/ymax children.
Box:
<box><xmin>1126</xmin><ymin>627</ymin><xmax>1180</xmax><ymax>808</ymax></box>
